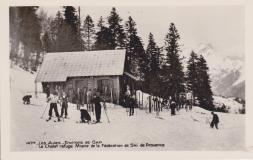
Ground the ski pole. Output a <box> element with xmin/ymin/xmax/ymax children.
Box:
<box><xmin>41</xmin><ymin>102</ymin><xmax>49</xmax><ymax>119</ymax></box>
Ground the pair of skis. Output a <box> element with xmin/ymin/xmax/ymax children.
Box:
<box><xmin>103</xmin><ymin>102</ymin><xmax>110</xmax><ymax>123</ymax></box>
<box><xmin>41</xmin><ymin>102</ymin><xmax>110</xmax><ymax>123</ymax></box>
<box><xmin>41</xmin><ymin>102</ymin><xmax>67</xmax><ymax>122</ymax></box>
<box><xmin>45</xmin><ymin>116</ymin><xmax>69</xmax><ymax>122</ymax></box>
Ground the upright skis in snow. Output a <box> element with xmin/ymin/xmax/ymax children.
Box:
<box><xmin>103</xmin><ymin>102</ymin><xmax>110</xmax><ymax>123</ymax></box>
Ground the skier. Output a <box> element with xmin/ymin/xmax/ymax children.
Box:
<box><xmin>80</xmin><ymin>106</ymin><xmax>91</xmax><ymax>123</ymax></box>
<box><xmin>46</xmin><ymin>90</ymin><xmax>61</xmax><ymax>122</ymax></box>
<box><xmin>210</xmin><ymin>112</ymin><xmax>219</xmax><ymax>129</ymax></box>
<box><xmin>23</xmin><ymin>95</ymin><xmax>32</xmax><ymax>104</ymax></box>
<box><xmin>124</xmin><ymin>86</ymin><xmax>131</xmax><ymax>113</ymax></box>
<box><xmin>153</xmin><ymin>97</ymin><xmax>158</xmax><ymax>112</ymax></box>
<box><xmin>60</xmin><ymin>91</ymin><xmax>68</xmax><ymax>118</ymax></box>
<box><xmin>186</xmin><ymin>92</ymin><xmax>193</xmax><ymax>111</ymax></box>
<box><xmin>170</xmin><ymin>98</ymin><xmax>176</xmax><ymax>116</ymax></box>
<box><xmin>93</xmin><ymin>93</ymin><xmax>102</xmax><ymax>123</ymax></box>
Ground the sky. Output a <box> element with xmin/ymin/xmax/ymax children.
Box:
<box><xmin>40</xmin><ymin>6</ymin><xmax>244</xmax><ymax>57</ymax></box>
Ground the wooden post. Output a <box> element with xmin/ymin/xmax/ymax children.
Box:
<box><xmin>142</xmin><ymin>91</ymin><xmax>143</xmax><ymax>108</ymax></box>
<box><xmin>149</xmin><ymin>95</ymin><xmax>151</xmax><ymax>113</ymax></box>
<box><xmin>35</xmin><ymin>82</ymin><xmax>37</xmax><ymax>98</ymax></box>
<box><xmin>110</xmin><ymin>87</ymin><xmax>113</xmax><ymax>103</ymax></box>
<box><xmin>138</xmin><ymin>91</ymin><xmax>140</xmax><ymax>108</ymax></box>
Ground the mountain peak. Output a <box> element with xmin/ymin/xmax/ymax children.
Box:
<box><xmin>194</xmin><ymin>43</ymin><xmax>215</xmax><ymax>56</ymax></box>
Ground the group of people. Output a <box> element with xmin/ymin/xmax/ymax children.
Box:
<box><xmin>168</xmin><ymin>94</ymin><xmax>193</xmax><ymax>116</ymax></box>
<box><xmin>145</xmin><ymin>93</ymin><xmax>193</xmax><ymax>116</ymax></box>
<box><xmin>44</xmin><ymin>85</ymin><xmax>220</xmax><ymax>129</ymax></box>
<box><xmin>45</xmin><ymin>85</ymin><xmax>103</xmax><ymax>123</ymax></box>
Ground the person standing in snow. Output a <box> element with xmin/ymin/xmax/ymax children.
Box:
<box><xmin>185</xmin><ymin>92</ymin><xmax>193</xmax><ymax>111</ymax></box>
<box><xmin>124</xmin><ymin>86</ymin><xmax>131</xmax><ymax>113</ymax></box>
<box><xmin>46</xmin><ymin>90</ymin><xmax>61</xmax><ymax>122</ymax></box>
<box><xmin>210</xmin><ymin>112</ymin><xmax>219</xmax><ymax>129</ymax></box>
<box><xmin>93</xmin><ymin>93</ymin><xmax>102</xmax><ymax>123</ymax></box>
<box><xmin>170</xmin><ymin>98</ymin><xmax>176</xmax><ymax>116</ymax></box>
<box><xmin>153</xmin><ymin>97</ymin><xmax>158</xmax><ymax>112</ymax></box>
<box><xmin>148</xmin><ymin>95</ymin><xmax>152</xmax><ymax>113</ymax></box>
<box><xmin>60</xmin><ymin>91</ymin><xmax>68</xmax><ymax>118</ymax></box>
<box><xmin>128</xmin><ymin>94</ymin><xmax>136</xmax><ymax>116</ymax></box>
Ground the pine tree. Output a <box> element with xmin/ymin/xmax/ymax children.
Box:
<box><xmin>9</xmin><ymin>7</ymin><xmax>20</xmax><ymax>64</ymax></box>
<box><xmin>63</xmin><ymin>6</ymin><xmax>79</xmax><ymax>32</ymax></box>
<box><xmin>63</xmin><ymin>6</ymin><xmax>82</xmax><ymax>51</ymax></box>
<box><xmin>49</xmin><ymin>11</ymin><xmax>70</xmax><ymax>52</ymax></box>
<box><xmin>196</xmin><ymin>55</ymin><xmax>214</xmax><ymax>110</ymax></box>
<box><xmin>41</xmin><ymin>31</ymin><xmax>52</xmax><ymax>53</ymax></box>
<box><xmin>97</xmin><ymin>16</ymin><xmax>104</xmax><ymax>31</ymax></box>
<box><xmin>38</xmin><ymin>9</ymin><xmax>54</xmax><ymax>60</ymax></box>
<box><xmin>108</xmin><ymin>7</ymin><xmax>126</xmax><ymax>49</ymax></box>
<box><xmin>161</xmin><ymin>23</ymin><xmax>184</xmax><ymax>99</ymax></box>
<box><xmin>15</xmin><ymin>7</ymin><xmax>42</xmax><ymax>71</ymax></box>
<box><xmin>146</xmin><ymin>33</ymin><xmax>161</xmax><ymax>96</ymax></box>
<box><xmin>125</xmin><ymin>16</ymin><xmax>145</xmax><ymax>77</ymax></box>
<box><xmin>186</xmin><ymin>51</ymin><xmax>199</xmax><ymax>103</ymax></box>
<box><xmin>94</xmin><ymin>16</ymin><xmax>114</xmax><ymax>50</ymax></box>
<box><xmin>82</xmin><ymin>15</ymin><xmax>95</xmax><ymax>51</ymax></box>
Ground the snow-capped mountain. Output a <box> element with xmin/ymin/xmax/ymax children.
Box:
<box><xmin>181</xmin><ymin>43</ymin><xmax>245</xmax><ymax>99</ymax></box>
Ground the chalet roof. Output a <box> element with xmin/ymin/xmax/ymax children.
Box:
<box><xmin>35</xmin><ymin>50</ymin><xmax>126</xmax><ymax>82</ymax></box>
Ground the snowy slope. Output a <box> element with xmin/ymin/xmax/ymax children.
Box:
<box><xmin>213</xmin><ymin>96</ymin><xmax>244</xmax><ymax>114</ymax></box>
<box><xmin>10</xmin><ymin>66</ymin><xmax>245</xmax><ymax>151</ymax></box>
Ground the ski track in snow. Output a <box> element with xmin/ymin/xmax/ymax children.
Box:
<box><xmin>10</xmin><ymin>66</ymin><xmax>245</xmax><ymax>151</ymax></box>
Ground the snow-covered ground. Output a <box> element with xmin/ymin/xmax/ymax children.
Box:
<box><xmin>213</xmin><ymin>96</ymin><xmax>244</xmax><ymax>114</ymax></box>
<box><xmin>10</xmin><ymin>66</ymin><xmax>245</xmax><ymax>151</ymax></box>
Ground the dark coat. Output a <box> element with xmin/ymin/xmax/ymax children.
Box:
<box><xmin>93</xmin><ymin>96</ymin><xmax>102</xmax><ymax>108</ymax></box>
<box><xmin>128</xmin><ymin>97</ymin><xmax>136</xmax><ymax>108</ymax></box>
<box><xmin>212</xmin><ymin>114</ymin><xmax>219</xmax><ymax>123</ymax></box>
<box><xmin>170</xmin><ymin>101</ymin><xmax>176</xmax><ymax>115</ymax></box>
<box><xmin>93</xmin><ymin>96</ymin><xmax>102</xmax><ymax>122</ymax></box>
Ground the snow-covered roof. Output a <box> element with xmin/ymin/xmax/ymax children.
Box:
<box><xmin>35</xmin><ymin>50</ymin><xmax>126</xmax><ymax>82</ymax></box>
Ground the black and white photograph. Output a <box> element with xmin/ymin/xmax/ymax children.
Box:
<box><xmin>3</xmin><ymin>1</ymin><xmax>252</xmax><ymax>156</ymax></box>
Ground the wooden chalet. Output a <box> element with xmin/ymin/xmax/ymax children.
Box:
<box><xmin>35</xmin><ymin>49</ymin><xmax>139</xmax><ymax>104</ymax></box>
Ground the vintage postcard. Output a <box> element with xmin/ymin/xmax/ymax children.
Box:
<box><xmin>2</xmin><ymin>0</ymin><xmax>253</xmax><ymax>159</ymax></box>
